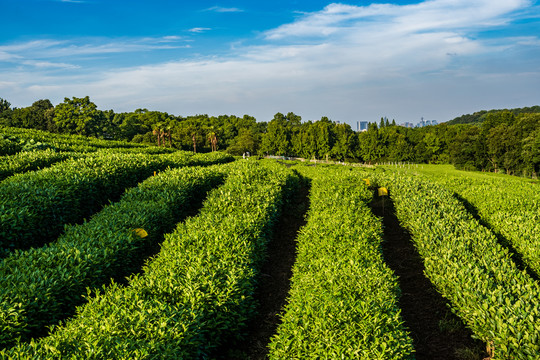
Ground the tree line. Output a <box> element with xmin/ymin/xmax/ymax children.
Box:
<box><xmin>1</xmin><ymin>96</ymin><xmax>539</xmax><ymax>176</ymax></box>
<box><xmin>447</xmin><ymin>106</ymin><xmax>540</xmax><ymax>125</ymax></box>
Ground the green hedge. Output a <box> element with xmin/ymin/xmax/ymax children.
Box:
<box><xmin>415</xmin><ymin>169</ymin><xmax>540</xmax><ymax>278</ymax></box>
<box><xmin>0</xmin><ymin>137</ymin><xmax>23</xmax><ymax>156</ymax></box>
<box><xmin>0</xmin><ymin>126</ymin><xmax>162</xmax><ymax>153</ymax></box>
<box><xmin>382</xmin><ymin>172</ymin><xmax>540</xmax><ymax>359</ymax></box>
<box><xmin>0</xmin><ymin>165</ymin><xmax>226</xmax><ymax>348</ymax></box>
<box><xmin>268</xmin><ymin>165</ymin><xmax>415</xmax><ymax>359</ymax></box>
<box><xmin>0</xmin><ymin>151</ymin><xmax>233</xmax><ymax>253</ymax></box>
<box><xmin>1</xmin><ymin>160</ymin><xmax>298</xmax><ymax>359</ymax></box>
<box><xmin>0</xmin><ymin>149</ymin><xmax>80</xmax><ymax>182</ymax></box>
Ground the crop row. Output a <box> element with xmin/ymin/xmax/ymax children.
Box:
<box><xmin>0</xmin><ymin>149</ymin><xmax>80</xmax><ymax>182</ymax></box>
<box><xmin>1</xmin><ymin>160</ymin><xmax>299</xmax><ymax>359</ymax></box>
<box><xmin>416</xmin><ymin>169</ymin><xmax>540</xmax><ymax>278</ymax></box>
<box><xmin>268</xmin><ymin>165</ymin><xmax>414</xmax><ymax>359</ymax></box>
<box><xmin>0</xmin><ymin>150</ymin><xmax>233</xmax><ymax>253</ymax></box>
<box><xmin>0</xmin><ymin>165</ymin><xmax>226</xmax><ymax>347</ymax></box>
<box><xmin>1</xmin><ymin>126</ymin><xmax>172</xmax><ymax>154</ymax></box>
<box><xmin>379</xmin><ymin>172</ymin><xmax>540</xmax><ymax>359</ymax></box>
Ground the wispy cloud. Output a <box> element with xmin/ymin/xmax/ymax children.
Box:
<box><xmin>158</xmin><ymin>36</ymin><xmax>184</xmax><ymax>42</ymax></box>
<box><xmin>22</xmin><ymin>60</ymin><xmax>80</xmax><ymax>69</ymax></box>
<box><xmin>265</xmin><ymin>0</ymin><xmax>531</xmax><ymax>40</ymax></box>
<box><xmin>205</xmin><ymin>6</ymin><xmax>244</xmax><ymax>13</ymax></box>
<box><xmin>0</xmin><ymin>36</ymin><xmax>188</xmax><ymax>66</ymax></box>
<box><xmin>188</xmin><ymin>27</ymin><xmax>212</xmax><ymax>33</ymax></box>
<box><xmin>2</xmin><ymin>0</ymin><xmax>539</xmax><ymax>123</ymax></box>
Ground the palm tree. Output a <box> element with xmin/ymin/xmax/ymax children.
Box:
<box><xmin>152</xmin><ymin>128</ymin><xmax>161</xmax><ymax>147</ymax></box>
<box><xmin>207</xmin><ymin>132</ymin><xmax>218</xmax><ymax>152</ymax></box>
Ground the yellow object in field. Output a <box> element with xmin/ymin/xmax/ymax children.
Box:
<box><xmin>133</xmin><ymin>228</ymin><xmax>148</xmax><ymax>238</ymax></box>
<box><xmin>363</xmin><ymin>178</ymin><xmax>370</xmax><ymax>186</ymax></box>
<box><xmin>378</xmin><ymin>187</ymin><xmax>388</xmax><ymax>196</ymax></box>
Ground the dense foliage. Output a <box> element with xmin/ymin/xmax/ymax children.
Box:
<box><xmin>411</xmin><ymin>166</ymin><xmax>540</xmax><ymax>278</ymax></box>
<box><xmin>1</xmin><ymin>144</ymin><xmax>540</xmax><ymax>359</ymax></box>
<box><xmin>2</xmin><ymin>160</ymin><xmax>299</xmax><ymax>359</ymax></box>
<box><xmin>0</xmin><ymin>149</ymin><xmax>80</xmax><ymax>182</ymax></box>
<box><xmin>447</xmin><ymin>106</ymin><xmax>540</xmax><ymax>125</ymax></box>
<box><xmin>1</xmin><ymin>126</ymin><xmax>176</xmax><ymax>154</ymax></box>
<box><xmin>377</xmin><ymin>170</ymin><xmax>540</xmax><ymax>359</ymax></box>
<box><xmin>2</xmin><ymin>97</ymin><xmax>539</xmax><ymax>176</ymax></box>
<box><xmin>0</xmin><ymin>150</ymin><xmax>233</xmax><ymax>253</ymax></box>
<box><xmin>0</xmin><ymin>165</ymin><xmax>226</xmax><ymax>347</ymax></box>
<box><xmin>268</xmin><ymin>165</ymin><xmax>414</xmax><ymax>359</ymax></box>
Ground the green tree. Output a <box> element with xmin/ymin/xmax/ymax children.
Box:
<box><xmin>449</xmin><ymin>125</ymin><xmax>487</xmax><ymax>171</ymax></box>
<box><xmin>226</xmin><ymin>128</ymin><xmax>259</xmax><ymax>155</ymax></box>
<box><xmin>422</xmin><ymin>131</ymin><xmax>442</xmax><ymax>163</ymax></box>
<box><xmin>313</xmin><ymin>117</ymin><xmax>334</xmax><ymax>159</ymax></box>
<box><xmin>53</xmin><ymin>96</ymin><xmax>101</xmax><ymax>136</ymax></box>
<box><xmin>384</xmin><ymin>127</ymin><xmax>412</xmax><ymax>162</ymax></box>
<box><xmin>260</xmin><ymin>113</ymin><xmax>294</xmax><ymax>156</ymax></box>
<box><xmin>0</xmin><ymin>98</ymin><xmax>10</xmax><ymax>113</ymax></box>
<box><xmin>331</xmin><ymin>123</ymin><xmax>355</xmax><ymax>161</ymax></box>
<box><xmin>486</xmin><ymin>124</ymin><xmax>517</xmax><ymax>173</ymax></box>
<box><xmin>481</xmin><ymin>110</ymin><xmax>515</xmax><ymax>138</ymax></box>
<box><xmin>0</xmin><ymin>98</ymin><xmax>12</xmax><ymax>125</ymax></box>
<box><xmin>358</xmin><ymin>122</ymin><xmax>383</xmax><ymax>164</ymax></box>
<box><xmin>522</xmin><ymin>128</ymin><xmax>540</xmax><ymax>175</ymax></box>
<box><xmin>9</xmin><ymin>99</ymin><xmax>54</xmax><ymax>130</ymax></box>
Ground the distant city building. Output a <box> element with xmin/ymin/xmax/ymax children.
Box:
<box><xmin>357</xmin><ymin>121</ymin><xmax>369</xmax><ymax>132</ymax></box>
<box><xmin>400</xmin><ymin>117</ymin><xmax>438</xmax><ymax>128</ymax></box>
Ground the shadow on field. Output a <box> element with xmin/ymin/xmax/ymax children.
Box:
<box><xmin>217</xmin><ymin>176</ymin><xmax>311</xmax><ymax>360</ymax></box>
<box><xmin>452</xmin><ymin>193</ymin><xmax>540</xmax><ymax>282</ymax></box>
<box><xmin>114</xmin><ymin>191</ymin><xmax>215</xmax><ymax>288</ymax></box>
<box><xmin>370</xmin><ymin>192</ymin><xmax>487</xmax><ymax>360</ymax></box>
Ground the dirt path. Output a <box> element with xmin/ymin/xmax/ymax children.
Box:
<box><xmin>217</xmin><ymin>180</ymin><xmax>310</xmax><ymax>360</ymax></box>
<box><xmin>370</xmin><ymin>194</ymin><xmax>487</xmax><ymax>360</ymax></box>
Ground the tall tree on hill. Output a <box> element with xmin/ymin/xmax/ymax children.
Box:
<box><xmin>53</xmin><ymin>96</ymin><xmax>103</xmax><ymax>136</ymax></box>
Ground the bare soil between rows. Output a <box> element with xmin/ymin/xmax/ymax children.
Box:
<box><xmin>370</xmin><ymin>193</ymin><xmax>488</xmax><ymax>360</ymax></box>
<box><xmin>217</xmin><ymin>180</ymin><xmax>310</xmax><ymax>359</ymax></box>
<box><xmin>217</xmin><ymin>181</ymin><xmax>490</xmax><ymax>360</ymax></box>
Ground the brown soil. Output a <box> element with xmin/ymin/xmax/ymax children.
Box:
<box><xmin>370</xmin><ymin>193</ymin><xmax>488</xmax><ymax>360</ymax></box>
<box><xmin>216</xmin><ymin>180</ymin><xmax>310</xmax><ymax>359</ymax></box>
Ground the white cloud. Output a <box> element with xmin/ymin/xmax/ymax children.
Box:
<box><xmin>2</xmin><ymin>0</ymin><xmax>539</xmax><ymax>123</ymax></box>
<box><xmin>21</xmin><ymin>60</ymin><xmax>80</xmax><ymax>69</ymax></box>
<box><xmin>0</xmin><ymin>40</ymin><xmax>66</xmax><ymax>53</ymax></box>
<box><xmin>188</xmin><ymin>27</ymin><xmax>212</xmax><ymax>33</ymax></box>
<box><xmin>265</xmin><ymin>0</ymin><xmax>531</xmax><ymax>40</ymax></box>
<box><xmin>157</xmin><ymin>36</ymin><xmax>184</xmax><ymax>42</ymax></box>
<box><xmin>205</xmin><ymin>6</ymin><xmax>244</xmax><ymax>13</ymax></box>
<box><xmin>0</xmin><ymin>37</ymin><xmax>188</xmax><ymax>64</ymax></box>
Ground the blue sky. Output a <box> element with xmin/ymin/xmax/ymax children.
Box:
<box><xmin>1</xmin><ymin>0</ymin><xmax>539</xmax><ymax>125</ymax></box>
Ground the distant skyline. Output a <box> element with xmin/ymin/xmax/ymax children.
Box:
<box><xmin>1</xmin><ymin>0</ymin><xmax>539</xmax><ymax>126</ymax></box>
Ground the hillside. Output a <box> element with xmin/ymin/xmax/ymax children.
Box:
<box><xmin>447</xmin><ymin>105</ymin><xmax>540</xmax><ymax>125</ymax></box>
